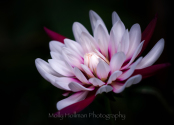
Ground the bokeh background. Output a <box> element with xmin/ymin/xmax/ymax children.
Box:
<box><xmin>1</xmin><ymin>0</ymin><xmax>174</xmax><ymax>124</ymax></box>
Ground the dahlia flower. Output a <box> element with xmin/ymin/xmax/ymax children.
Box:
<box><xmin>35</xmin><ymin>10</ymin><xmax>170</xmax><ymax>115</ymax></box>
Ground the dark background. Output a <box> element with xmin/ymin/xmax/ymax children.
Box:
<box><xmin>1</xmin><ymin>0</ymin><xmax>173</xmax><ymax>124</ymax></box>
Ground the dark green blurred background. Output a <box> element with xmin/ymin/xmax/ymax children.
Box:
<box><xmin>1</xmin><ymin>0</ymin><xmax>174</xmax><ymax>124</ymax></box>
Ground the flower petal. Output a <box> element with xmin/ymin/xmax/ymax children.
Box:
<box><xmin>55</xmin><ymin>91</ymin><xmax>96</xmax><ymax>115</ymax></box>
<box><xmin>57</xmin><ymin>91</ymin><xmax>88</xmax><ymax>110</ymax></box>
<box><xmin>110</xmin><ymin>52</ymin><xmax>126</xmax><ymax>73</ymax></box>
<box><xmin>118</xmin><ymin>57</ymin><xmax>142</xmax><ymax>81</ymax></box>
<box><xmin>64</xmin><ymin>38</ymin><xmax>84</xmax><ymax>57</ymax></box>
<box><xmin>112</xmin><ymin>11</ymin><xmax>121</xmax><ymax>25</ymax></box>
<box><xmin>95</xmin><ymin>85</ymin><xmax>113</xmax><ymax>95</ymax></box>
<box><xmin>69</xmin><ymin>82</ymin><xmax>94</xmax><ymax>92</ymax></box>
<box><xmin>73</xmin><ymin>67</ymin><xmax>90</xmax><ymax>84</ymax></box>
<box><xmin>119</xmin><ymin>29</ymin><xmax>129</xmax><ymax>55</ymax></box>
<box><xmin>89</xmin><ymin>78</ymin><xmax>105</xmax><ymax>86</ymax></box>
<box><xmin>112</xmin><ymin>75</ymin><xmax>142</xmax><ymax>93</ymax></box>
<box><xmin>72</xmin><ymin>22</ymin><xmax>89</xmax><ymax>43</ymax></box>
<box><xmin>132</xmin><ymin>63</ymin><xmax>171</xmax><ymax>79</ymax></box>
<box><xmin>48</xmin><ymin>59</ymin><xmax>74</xmax><ymax>76</ymax></box>
<box><xmin>96</xmin><ymin>60</ymin><xmax>110</xmax><ymax>81</ymax></box>
<box><xmin>81</xmin><ymin>64</ymin><xmax>94</xmax><ymax>78</ymax></box>
<box><xmin>35</xmin><ymin>58</ymin><xmax>61</xmax><ymax>81</ymax></box>
<box><xmin>139</xmin><ymin>15</ymin><xmax>157</xmax><ymax>56</ymax></box>
<box><xmin>44</xmin><ymin>27</ymin><xmax>66</xmax><ymax>43</ymax></box>
<box><xmin>126</xmin><ymin>24</ymin><xmax>141</xmax><ymax>60</ymax></box>
<box><xmin>94</xmin><ymin>20</ymin><xmax>109</xmax><ymax>58</ymax></box>
<box><xmin>49</xmin><ymin>40</ymin><xmax>64</xmax><ymax>53</ymax></box>
<box><xmin>107</xmin><ymin>71</ymin><xmax>122</xmax><ymax>84</ymax></box>
<box><xmin>89</xmin><ymin>10</ymin><xmax>105</xmax><ymax>33</ymax></box>
<box><xmin>136</xmin><ymin>38</ymin><xmax>164</xmax><ymax>69</ymax></box>
<box><xmin>50</xmin><ymin>52</ymin><xmax>63</xmax><ymax>61</ymax></box>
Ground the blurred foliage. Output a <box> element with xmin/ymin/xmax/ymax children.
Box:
<box><xmin>0</xmin><ymin>0</ymin><xmax>174</xmax><ymax>124</ymax></box>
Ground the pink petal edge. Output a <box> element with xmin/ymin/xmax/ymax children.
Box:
<box><xmin>44</xmin><ymin>27</ymin><xmax>66</xmax><ymax>43</ymax></box>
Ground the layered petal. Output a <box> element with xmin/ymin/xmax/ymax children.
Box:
<box><xmin>107</xmin><ymin>71</ymin><xmax>122</xmax><ymax>84</ymax></box>
<box><xmin>112</xmin><ymin>11</ymin><xmax>121</xmax><ymax>25</ymax></box>
<box><xmin>96</xmin><ymin>85</ymin><xmax>113</xmax><ymax>95</ymax></box>
<box><xmin>69</xmin><ymin>82</ymin><xmax>94</xmax><ymax>92</ymax></box>
<box><xmin>49</xmin><ymin>40</ymin><xmax>64</xmax><ymax>53</ymax></box>
<box><xmin>89</xmin><ymin>78</ymin><xmax>105</xmax><ymax>86</ymax></box>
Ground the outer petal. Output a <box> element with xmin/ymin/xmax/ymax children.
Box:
<box><xmin>107</xmin><ymin>71</ymin><xmax>122</xmax><ymax>84</ymax></box>
<box><xmin>136</xmin><ymin>38</ymin><xmax>164</xmax><ymax>69</ymax></box>
<box><xmin>35</xmin><ymin>58</ymin><xmax>61</xmax><ymax>81</ymax></box>
<box><xmin>119</xmin><ymin>29</ymin><xmax>129</xmax><ymax>55</ymax></box>
<box><xmin>50</xmin><ymin>52</ymin><xmax>63</xmax><ymax>61</ymax></box>
<box><xmin>89</xmin><ymin>10</ymin><xmax>105</xmax><ymax>33</ymax></box>
<box><xmin>112</xmin><ymin>75</ymin><xmax>142</xmax><ymax>93</ymax></box>
<box><xmin>72</xmin><ymin>22</ymin><xmax>89</xmax><ymax>43</ymax></box>
<box><xmin>96</xmin><ymin>60</ymin><xmax>110</xmax><ymax>81</ymax></box>
<box><xmin>69</xmin><ymin>82</ymin><xmax>94</xmax><ymax>92</ymax></box>
<box><xmin>139</xmin><ymin>15</ymin><xmax>157</xmax><ymax>56</ymax></box>
<box><xmin>112</xmin><ymin>11</ymin><xmax>121</xmax><ymax>25</ymax></box>
<box><xmin>96</xmin><ymin>85</ymin><xmax>113</xmax><ymax>95</ymax></box>
<box><xmin>132</xmin><ymin>63</ymin><xmax>171</xmax><ymax>79</ymax></box>
<box><xmin>48</xmin><ymin>59</ymin><xmax>74</xmax><ymax>76</ymax></box>
<box><xmin>57</xmin><ymin>91</ymin><xmax>88</xmax><ymax>110</ymax></box>
<box><xmin>44</xmin><ymin>27</ymin><xmax>66</xmax><ymax>43</ymax></box>
<box><xmin>118</xmin><ymin>57</ymin><xmax>142</xmax><ymax>81</ymax></box>
<box><xmin>55</xmin><ymin>91</ymin><xmax>96</xmax><ymax>115</ymax></box>
<box><xmin>126</xmin><ymin>24</ymin><xmax>141</xmax><ymax>60</ymax></box>
<box><xmin>110</xmin><ymin>52</ymin><xmax>126</xmax><ymax>73</ymax></box>
<box><xmin>49</xmin><ymin>41</ymin><xmax>64</xmax><ymax>53</ymax></box>
<box><xmin>89</xmin><ymin>78</ymin><xmax>105</xmax><ymax>86</ymax></box>
<box><xmin>73</xmin><ymin>67</ymin><xmax>90</xmax><ymax>84</ymax></box>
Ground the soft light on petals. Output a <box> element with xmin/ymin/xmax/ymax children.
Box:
<box><xmin>64</xmin><ymin>38</ymin><xmax>84</xmax><ymax>57</ymax></box>
<box><xmin>73</xmin><ymin>67</ymin><xmax>90</xmax><ymax>84</ymax></box>
<box><xmin>120</xmin><ymin>29</ymin><xmax>129</xmax><ymax>55</ymax></box>
<box><xmin>89</xmin><ymin>78</ymin><xmax>105</xmax><ymax>86</ymax></box>
<box><xmin>49</xmin><ymin>41</ymin><xmax>64</xmax><ymax>53</ymax></box>
<box><xmin>126</xmin><ymin>24</ymin><xmax>141</xmax><ymax>60</ymax></box>
<box><xmin>89</xmin><ymin>10</ymin><xmax>105</xmax><ymax>33</ymax></box>
<box><xmin>110</xmin><ymin>52</ymin><xmax>126</xmax><ymax>73</ymax></box>
<box><xmin>136</xmin><ymin>38</ymin><xmax>164</xmax><ymax>69</ymax></box>
<box><xmin>107</xmin><ymin>71</ymin><xmax>122</xmax><ymax>84</ymax></box>
<box><xmin>81</xmin><ymin>64</ymin><xmax>94</xmax><ymax>78</ymax></box>
<box><xmin>112</xmin><ymin>75</ymin><xmax>142</xmax><ymax>93</ymax></box>
<box><xmin>57</xmin><ymin>91</ymin><xmax>88</xmax><ymax>110</ymax></box>
<box><xmin>96</xmin><ymin>85</ymin><xmax>113</xmax><ymax>95</ymax></box>
<box><xmin>50</xmin><ymin>52</ymin><xmax>63</xmax><ymax>61</ymax></box>
<box><xmin>69</xmin><ymin>82</ymin><xmax>94</xmax><ymax>92</ymax></box>
<box><xmin>48</xmin><ymin>59</ymin><xmax>74</xmax><ymax>76</ymax></box>
<box><xmin>112</xmin><ymin>11</ymin><xmax>121</xmax><ymax>25</ymax></box>
<box><xmin>72</xmin><ymin>22</ymin><xmax>89</xmax><ymax>43</ymax></box>
<box><xmin>96</xmin><ymin>60</ymin><xmax>110</xmax><ymax>81</ymax></box>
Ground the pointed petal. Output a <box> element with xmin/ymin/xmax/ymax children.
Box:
<box><xmin>72</xmin><ymin>22</ymin><xmax>89</xmax><ymax>43</ymax></box>
<box><xmin>89</xmin><ymin>10</ymin><xmax>105</xmax><ymax>33</ymax></box>
<box><xmin>118</xmin><ymin>57</ymin><xmax>142</xmax><ymax>81</ymax></box>
<box><xmin>44</xmin><ymin>27</ymin><xmax>66</xmax><ymax>43</ymax></box>
<box><xmin>64</xmin><ymin>38</ymin><xmax>84</xmax><ymax>57</ymax></box>
<box><xmin>126</xmin><ymin>24</ymin><xmax>141</xmax><ymax>60</ymax></box>
<box><xmin>107</xmin><ymin>71</ymin><xmax>122</xmax><ymax>84</ymax></box>
<box><xmin>50</xmin><ymin>52</ymin><xmax>63</xmax><ymax>61</ymax></box>
<box><xmin>55</xmin><ymin>91</ymin><xmax>96</xmax><ymax>115</ymax></box>
<box><xmin>69</xmin><ymin>82</ymin><xmax>94</xmax><ymax>92</ymax></box>
<box><xmin>49</xmin><ymin>40</ymin><xmax>64</xmax><ymax>53</ymax></box>
<box><xmin>121</xmin><ymin>41</ymin><xmax>144</xmax><ymax>70</ymax></box>
<box><xmin>81</xmin><ymin>64</ymin><xmax>94</xmax><ymax>78</ymax></box>
<box><xmin>110</xmin><ymin>20</ymin><xmax>125</xmax><ymax>51</ymax></box>
<box><xmin>73</xmin><ymin>67</ymin><xmax>90</xmax><ymax>84</ymax></box>
<box><xmin>120</xmin><ymin>29</ymin><xmax>129</xmax><ymax>55</ymax></box>
<box><xmin>112</xmin><ymin>11</ymin><xmax>121</xmax><ymax>25</ymax></box>
<box><xmin>139</xmin><ymin>15</ymin><xmax>157</xmax><ymax>56</ymax></box>
<box><xmin>136</xmin><ymin>38</ymin><xmax>164</xmax><ymax>69</ymax></box>
<box><xmin>96</xmin><ymin>85</ymin><xmax>113</xmax><ymax>95</ymax></box>
<box><xmin>57</xmin><ymin>91</ymin><xmax>88</xmax><ymax>110</ymax></box>
<box><xmin>35</xmin><ymin>58</ymin><xmax>61</xmax><ymax>81</ymax></box>
<box><xmin>112</xmin><ymin>75</ymin><xmax>142</xmax><ymax>93</ymax></box>
<box><xmin>94</xmin><ymin>20</ymin><xmax>109</xmax><ymax>58</ymax></box>
<box><xmin>110</xmin><ymin>52</ymin><xmax>126</xmax><ymax>73</ymax></box>
<box><xmin>132</xmin><ymin>63</ymin><xmax>171</xmax><ymax>79</ymax></box>
<box><xmin>89</xmin><ymin>78</ymin><xmax>105</xmax><ymax>86</ymax></box>
<box><xmin>96</xmin><ymin>60</ymin><xmax>110</xmax><ymax>81</ymax></box>
<box><xmin>48</xmin><ymin>59</ymin><xmax>74</xmax><ymax>76</ymax></box>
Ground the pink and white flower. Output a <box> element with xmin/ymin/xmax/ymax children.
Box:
<box><xmin>35</xmin><ymin>10</ymin><xmax>170</xmax><ymax>115</ymax></box>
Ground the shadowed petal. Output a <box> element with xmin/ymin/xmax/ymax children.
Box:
<box><xmin>69</xmin><ymin>82</ymin><xmax>94</xmax><ymax>92</ymax></box>
<box><xmin>112</xmin><ymin>11</ymin><xmax>121</xmax><ymax>25</ymax></box>
<box><xmin>89</xmin><ymin>78</ymin><xmax>105</xmax><ymax>86</ymax></box>
<box><xmin>107</xmin><ymin>71</ymin><xmax>122</xmax><ymax>84</ymax></box>
<box><xmin>44</xmin><ymin>27</ymin><xmax>66</xmax><ymax>43</ymax></box>
<box><xmin>96</xmin><ymin>85</ymin><xmax>113</xmax><ymax>95</ymax></box>
<box><xmin>49</xmin><ymin>41</ymin><xmax>64</xmax><ymax>53</ymax></box>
